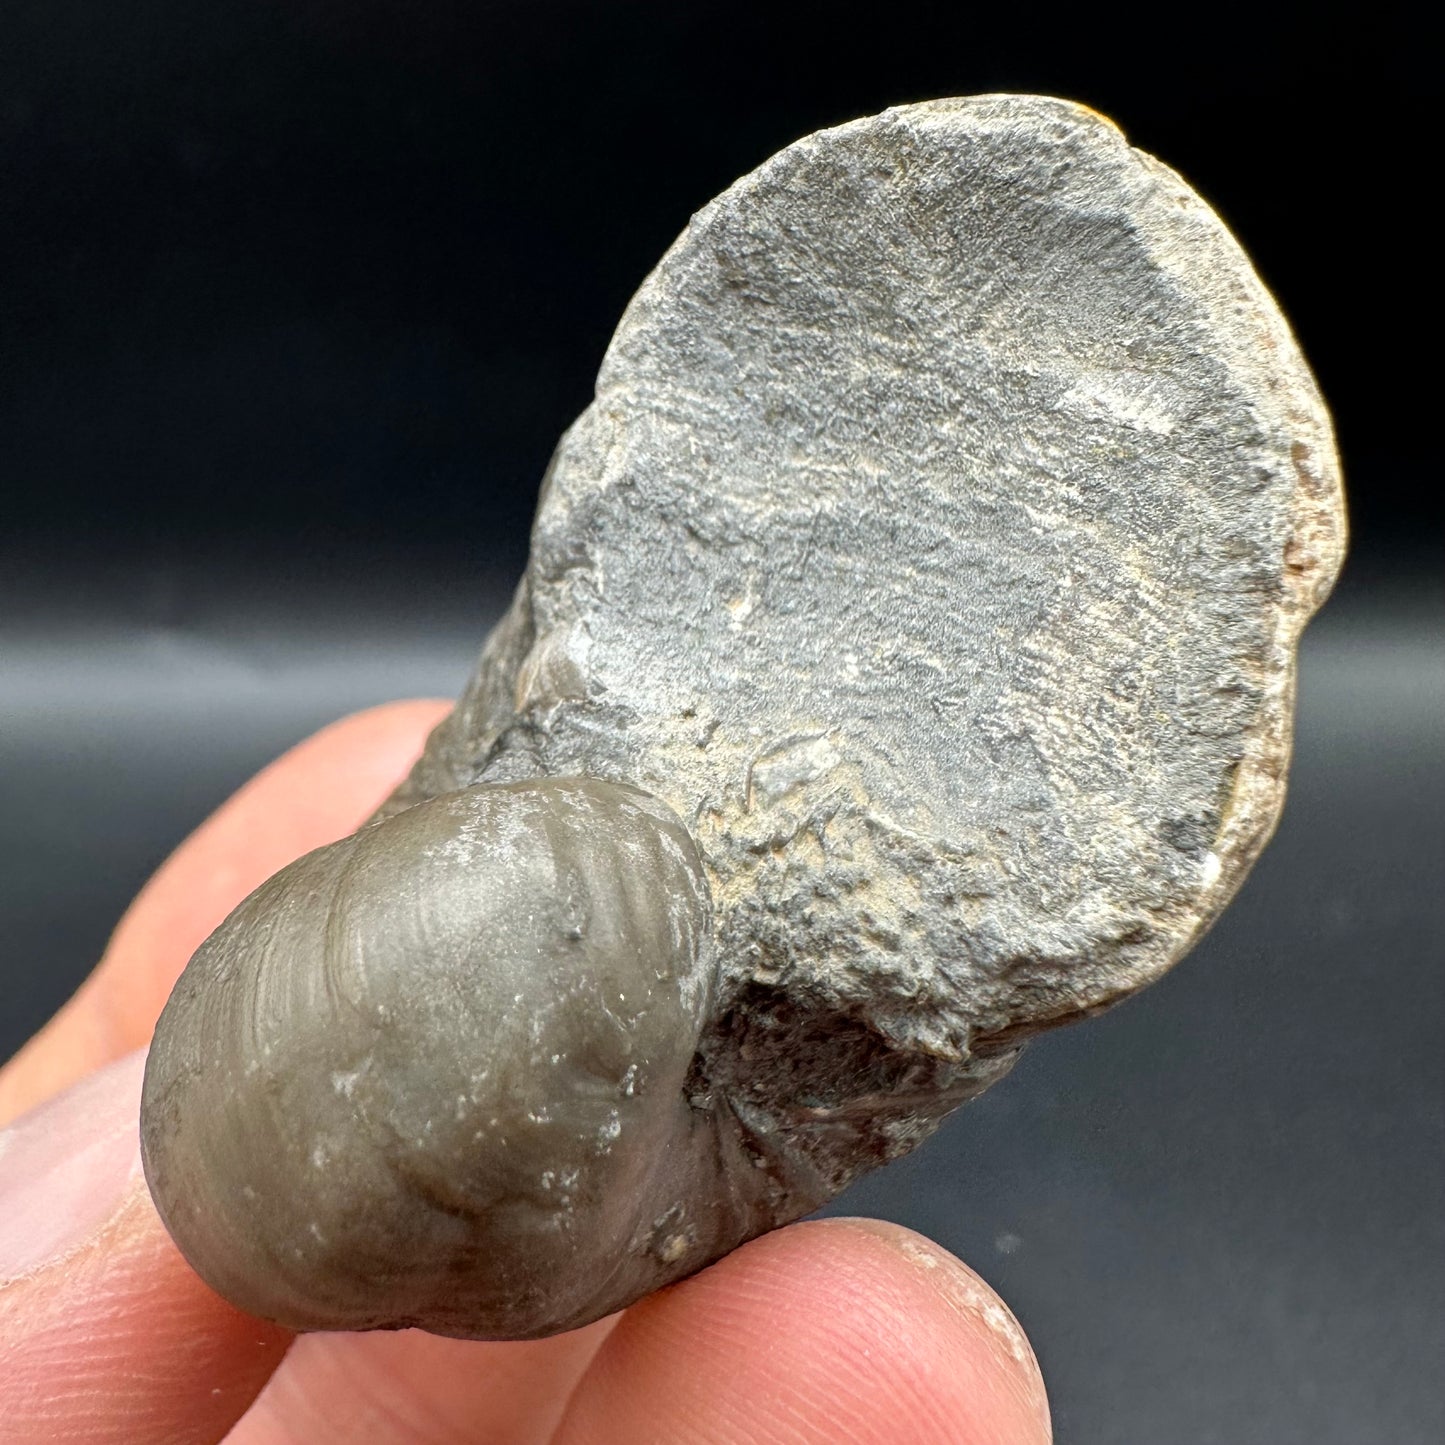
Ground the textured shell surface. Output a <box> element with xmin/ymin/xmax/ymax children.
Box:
<box><xmin>141</xmin><ymin>94</ymin><xmax>1345</xmax><ymax>1340</ymax></box>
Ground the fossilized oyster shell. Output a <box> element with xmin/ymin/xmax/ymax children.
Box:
<box><xmin>141</xmin><ymin>94</ymin><xmax>1345</xmax><ymax>1339</ymax></box>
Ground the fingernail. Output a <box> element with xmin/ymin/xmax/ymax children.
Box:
<box><xmin>0</xmin><ymin>1049</ymin><xmax>147</xmax><ymax>1283</ymax></box>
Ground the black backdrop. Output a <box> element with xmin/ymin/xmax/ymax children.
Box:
<box><xmin>1</xmin><ymin>0</ymin><xmax>1432</xmax><ymax>565</ymax></box>
<box><xmin>3</xmin><ymin>4</ymin><xmax>1440</xmax><ymax>1442</ymax></box>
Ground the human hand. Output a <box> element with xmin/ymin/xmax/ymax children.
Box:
<box><xmin>0</xmin><ymin>701</ymin><xmax>1052</xmax><ymax>1444</ymax></box>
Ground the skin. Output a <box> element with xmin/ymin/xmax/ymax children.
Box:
<box><xmin>0</xmin><ymin>700</ymin><xmax>1051</xmax><ymax>1445</ymax></box>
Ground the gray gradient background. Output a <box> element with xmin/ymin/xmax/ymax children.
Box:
<box><xmin>2</xmin><ymin>3</ymin><xmax>1440</xmax><ymax>1440</ymax></box>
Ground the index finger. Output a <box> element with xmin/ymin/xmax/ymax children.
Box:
<box><xmin>0</xmin><ymin>699</ymin><xmax>450</xmax><ymax>1126</ymax></box>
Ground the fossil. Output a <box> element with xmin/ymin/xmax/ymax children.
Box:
<box><xmin>140</xmin><ymin>94</ymin><xmax>1345</xmax><ymax>1339</ymax></box>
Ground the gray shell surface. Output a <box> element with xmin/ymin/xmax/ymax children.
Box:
<box><xmin>141</xmin><ymin>95</ymin><xmax>1345</xmax><ymax>1339</ymax></box>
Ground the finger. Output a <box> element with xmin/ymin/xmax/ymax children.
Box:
<box><xmin>553</xmin><ymin>1218</ymin><xmax>1052</xmax><ymax>1445</ymax></box>
<box><xmin>0</xmin><ymin>699</ymin><xmax>450</xmax><ymax>1126</ymax></box>
<box><xmin>225</xmin><ymin>1315</ymin><xmax>615</xmax><ymax>1445</ymax></box>
<box><xmin>1</xmin><ymin>695</ymin><xmax>622</xmax><ymax>1444</ymax></box>
<box><xmin>0</xmin><ymin>1051</ymin><xmax>293</xmax><ymax>1445</ymax></box>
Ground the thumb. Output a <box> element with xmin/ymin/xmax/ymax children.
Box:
<box><xmin>0</xmin><ymin>1050</ymin><xmax>291</xmax><ymax>1444</ymax></box>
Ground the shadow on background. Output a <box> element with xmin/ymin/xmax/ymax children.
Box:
<box><xmin>2</xmin><ymin>4</ymin><xmax>1440</xmax><ymax>1442</ymax></box>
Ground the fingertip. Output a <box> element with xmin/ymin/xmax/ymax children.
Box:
<box><xmin>0</xmin><ymin>699</ymin><xmax>452</xmax><ymax>1126</ymax></box>
<box><xmin>554</xmin><ymin>1217</ymin><xmax>1051</xmax><ymax>1445</ymax></box>
<box><xmin>105</xmin><ymin>696</ymin><xmax>454</xmax><ymax>976</ymax></box>
<box><xmin>830</xmin><ymin>1218</ymin><xmax>1052</xmax><ymax>1439</ymax></box>
<box><xmin>101</xmin><ymin>695</ymin><xmax>452</xmax><ymax>984</ymax></box>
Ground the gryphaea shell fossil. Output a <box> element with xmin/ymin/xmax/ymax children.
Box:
<box><xmin>141</xmin><ymin>94</ymin><xmax>1345</xmax><ymax>1339</ymax></box>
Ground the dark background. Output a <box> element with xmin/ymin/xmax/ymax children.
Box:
<box><xmin>2</xmin><ymin>3</ymin><xmax>1439</xmax><ymax>1441</ymax></box>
